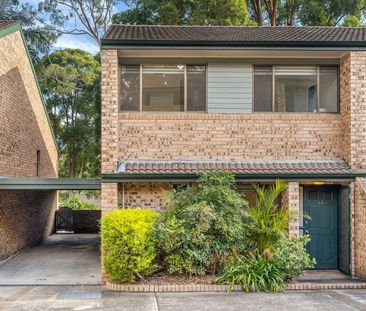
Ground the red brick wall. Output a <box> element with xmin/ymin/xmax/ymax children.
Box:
<box><xmin>340</xmin><ymin>52</ymin><xmax>366</xmax><ymax>172</ymax></box>
<box><xmin>0</xmin><ymin>31</ymin><xmax>58</xmax><ymax>177</ymax></box>
<box><xmin>354</xmin><ymin>178</ymin><xmax>366</xmax><ymax>279</ymax></box>
<box><xmin>119</xmin><ymin>183</ymin><xmax>174</xmax><ymax>212</ymax></box>
<box><xmin>0</xmin><ymin>190</ymin><xmax>57</xmax><ymax>261</ymax></box>
<box><xmin>0</xmin><ymin>68</ymin><xmax>57</xmax><ymax>177</ymax></box>
<box><xmin>117</xmin><ymin>113</ymin><xmax>343</xmax><ymax>162</ymax></box>
<box><xmin>0</xmin><ymin>30</ymin><xmax>58</xmax><ymax>260</ymax></box>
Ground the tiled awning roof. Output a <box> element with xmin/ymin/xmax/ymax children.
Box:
<box><xmin>116</xmin><ymin>159</ymin><xmax>351</xmax><ymax>175</ymax></box>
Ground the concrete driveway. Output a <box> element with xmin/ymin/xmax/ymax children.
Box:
<box><xmin>0</xmin><ymin>234</ymin><xmax>100</xmax><ymax>285</ymax></box>
<box><xmin>1</xmin><ymin>287</ymin><xmax>366</xmax><ymax>311</ymax></box>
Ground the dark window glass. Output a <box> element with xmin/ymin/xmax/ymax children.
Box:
<box><xmin>187</xmin><ymin>65</ymin><xmax>206</xmax><ymax>111</ymax></box>
<box><xmin>275</xmin><ymin>66</ymin><xmax>317</xmax><ymax>112</ymax></box>
<box><xmin>121</xmin><ymin>65</ymin><xmax>140</xmax><ymax>111</ymax></box>
<box><xmin>142</xmin><ymin>65</ymin><xmax>184</xmax><ymax>111</ymax></box>
<box><xmin>254</xmin><ymin>66</ymin><xmax>273</xmax><ymax>112</ymax></box>
<box><xmin>36</xmin><ymin>150</ymin><xmax>40</xmax><ymax>176</ymax></box>
<box><xmin>319</xmin><ymin>66</ymin><xmax>338</xmax><ymax>113</ymax></box>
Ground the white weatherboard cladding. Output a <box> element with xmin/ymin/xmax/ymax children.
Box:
<box><xmin>207</xmin><ymin>64</ymin><xmax>253</xmax><ymax>113</ymax></box>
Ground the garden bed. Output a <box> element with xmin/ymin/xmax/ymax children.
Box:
<box><xmin>136</xmin><ymin>273</ymin><xmax>215</xmax><ymax>285</ymax></box>
<box><xmin>105</xmin><ymin>270</ymin><xmax>366</xmax><ymax>292</ymax></box>
<box><xmin>101</xmin><ymin>173</ymin><xmax>317</xmax><ymax>293</ymax></box>
<box><xmin>105</xmin><ymin>271</ymin><xmax>366</xmax><ymax>292</ymax></box>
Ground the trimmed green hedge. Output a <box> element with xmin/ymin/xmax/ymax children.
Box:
<box><xmin>101</xmin><ymin>209</ymin><xmax>159</xmax><ymax>283</ymax></box>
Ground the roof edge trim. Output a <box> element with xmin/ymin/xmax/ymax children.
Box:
<box><xmin>0</xmin><ymin>21</ymin><xmax>20</xmax><ymax>39</ymax></box>
<box><xmin>101</xmin><ymin>38</ymin><xmax>366</xmax><ymax>48</ymax></box>
<box><xmin>101</xmin><ymin>172</ymin><xmax>366</xmax><ymax>182</ymax></box>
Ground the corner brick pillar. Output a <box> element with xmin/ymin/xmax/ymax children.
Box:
<box><xmin>101</xmin><ymin>183</ymin><xmax>118</xmax><ymax>215</ymax></box>
<box><xmin>340</xmin><ymin>51</ymin><xmax>366</xmax><ymax>278</ymax></box>
<box><xmin>101</xmin><ymin>49</ymin><xmax>119</xmax><ymax>213</ymax></box>
<box><xmin>341</xmin><ymin>52</ymin><xmax>366</xmax><ymax>172</ymax></box>
<box><xmin>287</xmin><ymin>182</ymin><xmax>300</xmax><ymax>237</ymax></box>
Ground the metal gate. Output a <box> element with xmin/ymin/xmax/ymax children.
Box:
<box><xmin>55</xmin><ymin>207</ymin><xmax>73</xmax><ymax>232</ymax></box>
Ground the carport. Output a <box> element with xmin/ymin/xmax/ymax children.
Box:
<box><xmin>0</xmin><ymin>178</ymin><xmax>101</xmax><ymax>285</ymax></box>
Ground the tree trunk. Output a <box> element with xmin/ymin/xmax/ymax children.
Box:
<box><xmin>250</xmin><ymin>0</ymin><xmax>263</xmax><ymax>25</ymax></box>
<box><xmin>286</xmin><ymin>0</ymin><xmax>298</xmax><ymax>26</ymax></box>
<box><xmin>264</xmin><ymin>0</ymin><xmax>278</xmax><ymax>26</ymax></box>
<box><xmin>68</xmin><ymin>151</ymin><xmax>75</xmax><ymax>178</ymax></box>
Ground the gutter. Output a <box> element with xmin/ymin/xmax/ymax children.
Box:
<box><xmin>101</xmin><ymin>172</ymin><xmax>366</xmax><ymax>183</ymax></box>
<box><xmin>101</xmin><ymin>39</ymin><xmax>366</xmax><ymax>49</ymax></box>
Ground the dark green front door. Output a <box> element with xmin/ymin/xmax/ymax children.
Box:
<box><xmin>303</xmin><ymin>187</ymin><xmax>338</xmax><ymax>269</ymax></box>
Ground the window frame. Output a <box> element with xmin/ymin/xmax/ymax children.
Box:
<box><xmin>253</xmin><ymin>64</ymin><xmax>339</xmax><ymax>114</ymax></box>
<box><xmin>120</xmin><ymin>64</ymin><xmax>208</xmax><ymax>113</ymax></box>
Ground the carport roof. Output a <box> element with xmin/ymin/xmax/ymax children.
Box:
<box><xmin>0</xmin><ymin>178</ymin><xmax>101</xmax><ymax>190</ymax></box>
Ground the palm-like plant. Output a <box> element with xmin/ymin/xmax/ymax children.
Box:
<box><xmin>248</xmin><ymin>180</ymin><xmax>288</xmax><ymax>259</ymax></box>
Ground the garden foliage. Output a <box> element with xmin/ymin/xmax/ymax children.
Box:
<box><xmin>272</xmin><ymin>235</ymin><xmax>316</xmax><ymax>281</ymax></box>
<box><xmin>216</xmin><ymin>253</ymin><xmax>286</xmax><ymax>292</ymax></box>
<box><xmin>100</xmin><ymin>173</ymin><xmax>315</xmax><ymax>292</ymax></box>
<box><xmin>60</xmin><ymin>195</ymin><xmax>99</xmax><ymax>210</ymax></box>
<box><xmin>247</xmin><ymin>180</ymin><xmax>289</xmax><ymax>258</ymax></box>
<box><xmin>216</xmin><ymin>235</ymin><xmax>316</xmax><ymax>292</ymax></box>
<box><xmin>101</xmin><ymin>209</ymin><xmax>159</xmax><ymax>283</ymax></box>
<box><xmin>154</xmin><ymin>172</ymin><xmax>249</xmax><ymax>276</ymax></box>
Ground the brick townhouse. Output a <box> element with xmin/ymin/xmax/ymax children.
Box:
<box><xmin>101</xmin><ymin>25</ymin><xmax>366</xmax><ymax>278</ymax></box>
<box><xmin>0</xmin><ymin>21</ymin><xmax>58</xmax><ymax>260</ymax></box>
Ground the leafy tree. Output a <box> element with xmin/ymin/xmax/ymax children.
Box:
<box><xmin>113</xmin><ymin>0</ymin><xmax>252</xmax><ymax>25</ymax></box>
<box><xmin>297</xmin><ymin>0</ymin><xmax>366</xmax><ymax>26</ymax></box>
<box><xmin>0</xmin><ymin>0</ymin><xmax>58</xmax><ymax>62</ymax></box>
<box><xmin>38</xmin><ymin>0</ymin><xmax>118</xmax><ymax>46</ymax></box>
<box><xmin>248</xmin><ymin>0</ymin><xmax>366</xmax><ymax>26</ymax></box>
<box><xmin>37</xmin><ymin>49</ymin><xmax>101</xmax><ymax>178</ymax></box>
<box><xmin>190</xmin><ymin>0</ymin><xmax>252</xmax><ymax>25</ymax></box>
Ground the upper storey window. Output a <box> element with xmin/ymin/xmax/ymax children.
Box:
<box><xmin>142</xmin><ymin>65</ymin><xmax>184</xmax><ymax>111</ymax></box>
<box><xmin>120</xmin><ymin>64</ymin><xmax>206</xmax><ymax>112</ymax></box>
<box><xmin>121</xmin><ymin>65</ymin><xmax>140</xmax><ymax>111</ymax></box>
<box><xmin>254</xmin><ymin>65</ymin><xmax>339</xmax><ymax>113</ymax></box>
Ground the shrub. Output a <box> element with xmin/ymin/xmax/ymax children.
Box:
<box><xmin>155</xmin><ymin>172</ymin><xmax>249</xmax><ymax>276</ymax></box>
<box><xmin>272</xmin><ymin>235</ymin><xmax>316</xmax><ymax>281</ymax></box>
<box><xmin>215</xmin><ymin>254</ymin><xmax>285</xmax><ymax>292</ymax></box>
<box><xmin>60</xmin><ymin>196</ymin><xmax>99</xmax><ymax>210</ymax></box>
<box><xmin>101</xmin><ymin>209</ymin><xmax>159</xmax><ymax>283</ymax></box>
<box><xmin>247</xmin><ymin>180</ymin><xmax>288</xmax><ymax>258</ymax></box>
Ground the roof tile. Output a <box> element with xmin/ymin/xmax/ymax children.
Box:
<box><xmin>103</xmin><ymin>25</ymin><xmax>366</xmax><ymax>46</ymax></box>
<box><xmin>116</xmin><ymin>159</ymin><xmax>352</xmax><ymax>175</ymax></box>
<box><xmin>0</xmin><ymin>20</ymin><xmax>18</xmax><ymax>31</ymax></box>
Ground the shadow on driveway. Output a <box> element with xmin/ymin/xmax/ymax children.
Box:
<box><xmin>0</xmin><ymin>234</ymin><xmax>101</xmax><ymax>285</ymax></box>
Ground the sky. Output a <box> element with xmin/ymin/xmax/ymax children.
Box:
<box><xmin>21</xmin><ymin>0</ymin><xmax>127</xmax><ymax>55</ymax></box>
